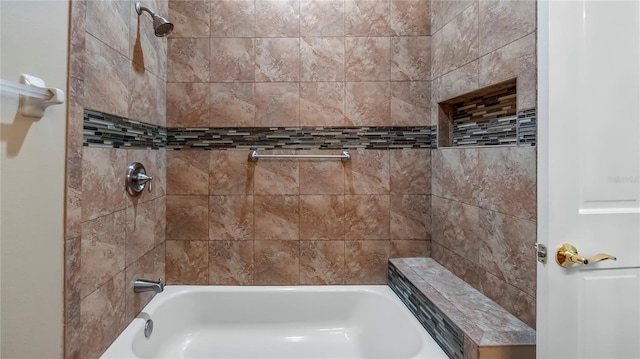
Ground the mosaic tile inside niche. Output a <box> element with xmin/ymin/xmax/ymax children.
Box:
<box><xmin>449</xmin><ymin>108</ymin><xmax>536</xmax><ymax>147</ymax></box>
<box><xmin>453</xmin><ymin>116</ymin><xmax>518</xmax><ymax>146</ymax></box>
<box><xmin>450</xmin><ymin>80</ymin><xmax>517</xmax><ymax>147</ymax></box>
<box><xmin>83</xmin><ymin>109</ymin><xmax>437</xmax><ymax>150</ymax></box>
<box><xmin>451</xmin><ymin>83</ymin><xmax>517</xmax><ymax>122</ymax></box>
<box><xmin>438</xmin><ymin>79</ymin><xmax>537</xmax><ymax>147</ymax></box>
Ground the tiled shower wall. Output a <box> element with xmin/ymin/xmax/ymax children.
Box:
<box><xmin>430</xmin><ymin>0</ymin><xmax>537</xmax><ymax>328</ymax></box>
<box><xmin>165</xmin><ymin>0</ymin><xmax>431</xmax><ymax>128</ymax></box>
<box><xmin>164</xmin><ymin>0</ymin><xmax>433</xmax><ymax>285</ymax></box>
<box><xmin>65</xmin><ymin>1</ymin><xmax>168</xmax><ymax>358</ymax></box>
<box><xmin>432</xmin><ymin>147</ymin><xmax>536</xmax><ymax>328</ymax></box>
<box><xmin>64</xmin><ymin>0</ymin><xmax>538</xmax><ymax>357</ymax></box>
<box><xmin>164</xmin><ymin>149</ymin><xmax>431</xmax><ymax>285</ymax></box>
<box><xmin>430</xmin><ymin>0</ymin><xmax>536</xmax><ymax>112</ymax></box>
<box><xmin>163</xmin><ymin>0</ymin><xmax>537</xmax><ymax>327</ymax></box>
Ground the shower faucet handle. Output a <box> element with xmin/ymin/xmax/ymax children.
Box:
<box><xmin>126</xmin><ymin>162</ymin><xmax>154</xmax><ymax>196</ymax></box>
<box><xmin>136</xmin><ymin>172</ymin><xmax>153</xmax><ymax>192</ymax></box>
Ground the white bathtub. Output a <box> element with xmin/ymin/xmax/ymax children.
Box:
<box><xmin>101</xmin><ymin>285</ymin><xmax>448</xmax><ymax>359</ymax></box>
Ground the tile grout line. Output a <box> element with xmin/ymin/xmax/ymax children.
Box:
<box><xmin>252</xmin><ymin>140</ymin><xmax>256</xmax><ymax>284</ymax></box>
<box><xmin>434</xmin><ymin>29</ymin><xmax>535</xmax><ymax>81</ymax></box>
<box><xmin>343</xmin><ymin>139</ymin><xmax>347</xmax><ymax>284</ymax></box>
<box><xmin>430</xmin><ymin>193</ymin><xmax>536</xmax><ymax>223</ymax></box>
<box><xmin>431</xmin><ymin>242</ymin><xmax>535</xmax><ymax>302</ymax></box>
<box><xmin>297</xmin><ymin>156</ymin><xmax>301</xmax><ymax>284</ymax></box>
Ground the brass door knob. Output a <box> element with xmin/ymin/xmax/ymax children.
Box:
<box><xmin>555</xmin><ymin>243</ymin><xmax>617</xmax><ymax>268</ymax></box>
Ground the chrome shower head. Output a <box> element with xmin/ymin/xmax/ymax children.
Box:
<box><xmin>135</xmin><ymin>1</ymin><xmax>174</xmax><ymax>37</ymax></box>
<box><xmin>152</xmin><ymin>15</ymin><xmax>174</xmax><ymax>37</ymax></box>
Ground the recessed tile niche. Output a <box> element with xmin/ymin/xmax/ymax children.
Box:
<box><xmin>437</xmin><ymin>79</ymin><xmax>535</xmax><ymax>148</ymax></box>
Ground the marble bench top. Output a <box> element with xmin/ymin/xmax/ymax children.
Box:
<box><xmin>389</xmin><ymin>257</ymin><xmax>535</xmax><ymax>347</ymax></box>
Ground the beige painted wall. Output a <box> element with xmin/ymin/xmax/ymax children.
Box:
<box><xmin>0</xmin><ymin>1</ymin><xmax>68</xmax><ymax>357</ymax></box>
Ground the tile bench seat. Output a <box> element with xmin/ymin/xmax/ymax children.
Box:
<box><xmin>389</xmin><ymin>257</ymin><xmax>535</xmax><ymax>359</ymax></box>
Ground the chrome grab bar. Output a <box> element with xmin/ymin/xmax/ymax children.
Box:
<box><xmin>248</xmin><ymin>150</ymin><xmax>351</xmax><ymax>162</ymax></box>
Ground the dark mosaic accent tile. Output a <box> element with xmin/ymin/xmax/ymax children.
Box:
<box><xmin>451</xmin><ymin>91</ymin><xmax>516</xmax><ymax>123</ymax></box>
<box><xmin>388</xmin><ymin>262</ymin><xmax>464</xmax><ymax>359</ymax></box>
<box><xmin>453</xmin><ymin>115</ymin><xmax>518</xmax><ymax>147</ymax></box>
<box><xmin>84</xmin><ymin>103</ymin><xmax>533</xmax><ymax>151</ymax></box>
<box><xmin>449</xmin><ymin>82</ymin><xmax>519</xmax><ymax>147</ymax></box>
<box><xmin>165</xmin><ymin>126</ymin><xmax>437</xmax><ymax>150</ymax></box>
<box><xmin>451</xmin><ymin>108</ymin><xmax>536</xmax><ymax>148</ymax></box>
<box><xmin>440</xmin><ymin>80</ymin><xmax>538</xmax><ymax>148</ymax></box>
<box><xmin>517</xmin><ymin>108</ymin><xmax>537</xmax><ymax>146</ymax></box>
<box><xmin>83</xmin><ymin>109</ymin><xmax>166</xmax><ymax>149</ymax></box>
<box><xmin>84</xmin><ymin>108</ymin><xmax>437</xmax><ymax>150</ymax></box>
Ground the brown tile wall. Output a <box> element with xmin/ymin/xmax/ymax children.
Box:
<box><xmin>431</xmin><ymin>147</ymin><xmax>536</xmax><ymax>328</ymax></box>
<box><xmin>166</xmin><ymin>0</ymin><xmax>432</xmax><ymax>128</ymax></box>
<box><xmin>431</xmin><ymin>0</ymin><xmax>536</xmax><ymax>327</ymax></box>
<box><xmin>65</xmin><ymin>0</ymin><xmax>168</xmax><ymax>358</ymax></box>
<box><xmin>164</xmin><ymin>2</ymin><xmax>537</xmax><ymax>328</ymax></box>
<box><xmin>165</xmin><ymin>0</ymin><xmax>433</xmax><ymax>286</ymax></box>
<box><xmin>431</xmin><ymin>0</ymin><xmax>536</xmax><ymax>114</ymax></box>
<box><xmin>430</xmin><ymin>1</ymin><xmax>537</xmax><ymax>327</ymax></box>
<box><xmin>165</xmin><ymin>148</ymin><xmax>432</xmax><ymax>285</ymax></box>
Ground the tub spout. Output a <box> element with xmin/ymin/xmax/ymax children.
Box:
<box><xmin>133</xmin><ymin>278</ymin><xmax>164</xmax><ymax>293</ymax></box>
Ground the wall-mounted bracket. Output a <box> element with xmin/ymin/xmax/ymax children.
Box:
<box><xmin>18</xmin><ymin>74</ymin><xmax>65</xmax><ymax>118</ymax></box>
<box><xmin>0</xmin><ymin>74</ymin><xmax>65</xmax><ymax>118</ymax></box>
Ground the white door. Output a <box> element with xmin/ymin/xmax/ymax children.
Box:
<box><xmin>538</xmin><ymin>1</ymin><xmax>640</xmax><ymax>358</ymax></box>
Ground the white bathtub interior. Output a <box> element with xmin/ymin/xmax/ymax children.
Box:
<box><xmin>101</xmin><ymin>285</ymin><xmax>448</xmax><ymax>359</ymax></box>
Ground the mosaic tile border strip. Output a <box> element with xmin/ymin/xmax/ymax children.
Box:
<box><xmin>83</xmin><ymin>109</ymin><xmax>535</xmax><ymax>150</ymax></box>
<box><xmin>83</xmin><ymin>109</ymin><xmax>437</xmax><ymax>150</ymax></box>
<box><xmin>388</xmin><ymin>262</ymin><xmax>464</xmax><ymax>359</ymax></box>
<box><xmin>165</xmin><ymin>126</ymin><xmax>436</xmax><ymax>150</ymax></box>
<box><xmin>84</xmin><ymin>109</ymin><xmax>166</xmax><ymax>149</ymax></box>
<box><xmin>517</xmin><ymin>108</ymin><xmax>537</xmax><ymax>146</ymax></box>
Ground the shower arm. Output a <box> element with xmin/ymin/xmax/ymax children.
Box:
<box><xmin>135</xmin><ymin>2</ymin><xmax>155</xmax><ymax>17</ymax></box>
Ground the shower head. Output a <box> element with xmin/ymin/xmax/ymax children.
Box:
<box><xmin>135</xmin><ymin>1</ymin><xmax>174</xmax><ymax>37</ymax></box>
<box><xmin>152</xmin><ymin>15</ymin><xmax>174</xmax><ymax>37</ymax></box>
